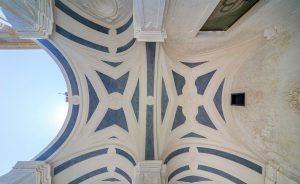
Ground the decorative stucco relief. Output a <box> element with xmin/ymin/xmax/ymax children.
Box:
<box><xmin>65</xmin><ymin>0</ymin><xmax>132</xmax><ymax>25</ymax></box>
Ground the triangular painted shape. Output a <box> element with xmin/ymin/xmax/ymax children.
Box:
<box><xmin>172</xmin><ymin>70</ymin><xmax>185</xmax><ymax>95</ymax></box>
<box><xmin>195</xmin><ymin>70</ymin><xmax>216</xmax><ymax>95</ymax></box>
<box><xmin>95</xmin><ymin>108</ymin><xmax>128</xmax><ymax>132</ymax></box>
<box><xmin>102</xmin><ymin>60</ymin><xmax>123</xmax><ymax>67</ymax></box>
<box><xmin>86</xmin><ymin>77</ymin><xmax>100</xmax><ymax>123</ymax></box>
<box><xmin>161</xmin><ymin>78</ymin><xmax>169</xmax><ymax>123</ymax></box>
<box><xmin>172</xmin><ymin>106</ymin><xmax>186</xmax><ymax>130</ymax></box>
<box><xmin>97</xmin><ymin>71</ymin><xmax>129</xmax><ymax>94</ymax></box>
<box><xmin>181</xmin><ymin>132</ymin><xmax>206</xmax><ymax>139</ymax></box>
<box><xmin>214</xmin><ymin>79</ymin><xmax>226</xmax><ymax>122</ymax></box>
<box><xmin>131</xmin><ymin>80</ymin><xmax>139</xmax><ymax>122</ymax></box>
<box><xmin>196</xmin><ymin>106</ymin><xmax>217</xmax><ymax>130</ymax></box>
<box><xmin>181</xmin><ymin>61</ymin><xmax>207</xmax><ymax>68</ymax></box>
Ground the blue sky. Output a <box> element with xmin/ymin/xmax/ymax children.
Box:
<box><xmin>0</xmin><ymin>49</ymin><xmax>68</xmax><ymax>175</ymax></box>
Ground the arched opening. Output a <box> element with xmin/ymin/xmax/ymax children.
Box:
<box><xmin>0</xmin><ymin>49</ymin><xmax>68</xmax><ymax>175</ymax></box>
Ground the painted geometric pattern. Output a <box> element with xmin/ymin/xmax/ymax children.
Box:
<box><xmin>163</xmin><ymin>146</ymin><xmax>263</xmax><ymax>183</ymax></box>
<box><xmin>53</xmin><ymin>147</ymin><xmax>136</xmax><ymax>183</ymax></box>
<box><xmin>39</xmin><ymin>1</ymin><xmax>141</xmax><ymax>183</ymax></box>
<box><xmin>156</xmin><ymin>49</ymin><xmax>264</xmax><ymax>183</ymax></box>
<box><xmin>33</xmin><ymin>1</ymin><xmax>265</xmax><ymax>183</ymax></box>
<box><xmin>158</xmin><ymin>57</ymin><xmax>226</xmax><ymax>140</ymax></box>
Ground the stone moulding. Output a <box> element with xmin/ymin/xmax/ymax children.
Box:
<box><xmin>134</xmin><ymin>161</ymin><xmax>166</xmax><ymax>184</ymax></box>
<box><xmin>0</xmin><ymin>161</ymin><xmax>51</xmax><ymax>184</ymax></box>
<box><xmin>133</xmin><ymin>0</ymin><xmax>168</xmax><ymax>42</ymax></box>
<box><xmin>0</xmin><ymin>0</ymin><xmax>53</xmax><ymax>38</ymax></box>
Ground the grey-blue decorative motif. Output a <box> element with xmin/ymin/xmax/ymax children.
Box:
<box><xmin>198</xmin><ymin>165</ymin><xmax>246</xmax><ymax>184</ymax></box>
<box><xmin>146</xmin><ymin>42</ymin><xmax>156</xmax><ymax>96</ymax></box>
<box><xmin>145</xmin><ymin>105</ymin><xmax>154</xmax><ymax>160</ymax></box>
<box><xmin>56</xmin><ymin>25</ymin><xmax>109</xmax><ymax>53</ymax></box>
<box><xmin>115</xmin><ymin>167</ymin><xmax>132</xmax><ymax>184</ymax></box>
<box><xmin>69</xmin><ymin>167</ymin><xmax>108</xmax><ymax>184</ymax></box>
<box><xmin>181</xmin><ymin>132</ymin><xmax>206</xmax><ymax>139</ymax></box>
<box><xmin>95</xmin><ymin>108</ymin><xmax>128</xmax><ymax>132</ymax></box>
<box><xmin>96</xmin><ymin>71</ymin><xmax>129</xmax><ymax>94</ymax></box>
<box><xmin>195</xmin><ymin>70</ymin><xmax>216</xmax><ymax>95</ymax></box>
<box><xmin>196</xmin><ymin>106</ymin><xmax>217</xmax><ymax>130</ymax></box>
<box><xmin>116</xmin><ymin>16</ymin><xmax>133</xmax><ymax>34</ymax></box>
<box><xmin>116</xmin><ymin>148</ymin><xmax>136</xmax><ymax>166</ymax></box>
<box><xmin>102</xmin><ymin>60</ymin><xmax>123</xmax><ymax>67</ymax></box>
<box><xmin>172</xmin><ymin>106</ymin><xmax>186</xmax><ymax>130</ymax></box>
<box><xmin>116</xmin><ymin>38</ymin><xmax>136</xmax><ymax>53</ymax></box>
<box><xmin>161</xmin><ymin>78</ymin><xmax>169</xmax><ymax>123</ymax></box>
<box><xmin>36</xmin><ymin>39</ymin><xmax>79</xmax><ymax>161</ymax></box>
<box><xmin>164</xmin><ymin>147</ymin><xmax>189</xmax><ymax>164</ymax></box>
<box><xmin>181</xmin><ymin>61</ymin><xmax>208</xmax><ymax>68</ymax></box>
<box><xmin>178</xmin><ymin>176</ymin><xmax>211</xmax><ymax>183</ymax></box>
<box><xmin>168</xmin><ymin>165</ymin><xmax>190</xmax><ymax>182</ymax></box>
<box><xmin>172</xmin><ymin>71</ymin><xmax>185</xmax><ymax>95</ymax></box>
<box><xmin>54</xmin><ymin>148</ymin><xmax>108</xmax><ymax>175</ymax></box>
<box><xmin>55</xmin><ymin>0</ymin><xmax>109</xmax><ymax>34</ymax></box>
<box><xmin>109</xmin><ymin>136</ymin><xmax>118</xmax><ymax>139</ymax></box>
<box><xmin>131</xmin><ymin>80</ymin><xmax>139</xmax><ymax>122</ymax></box>
<box><xmin>86</xmin><ymin>77</ymin><xmax>99</xmax><ymax>123</ymax></box>
<box><xmin>197</xmin><ymin>147</ymin><xmax>262</xmax><ymax>174</ymax></box>
<box><xmin>103</xmin><ymin>178</ymin><xmax>120</xmax><ymax>182</ymax></box>
<box><xmin>214</xmin><ymin>79</ymin><xmax>226</xmax><ymax>121</ymax></box>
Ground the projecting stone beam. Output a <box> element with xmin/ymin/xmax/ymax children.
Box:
<box><xmin>0</xmin><ymin>0</ymin><xmax>53</xmax><ymax>38</ymax></box>
<box><xmin>134</xmin><ymin>161</ymin><xmax>167</xmax><ymax>184</ymax></box>
<box><xmin>0</xmin><ymin>161</ymin><xmax>51</xmax><ymax>184</ymax></box>
<box><xmin>133</xmin><ymin>0</ymin><xmax>168</xmax><ymax>42</ymax></box>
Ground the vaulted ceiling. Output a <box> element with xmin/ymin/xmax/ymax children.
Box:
<box><xmin>0</xmin><ymin>0</ymin><xmax>299</xmax><ymax>183</ymax></box>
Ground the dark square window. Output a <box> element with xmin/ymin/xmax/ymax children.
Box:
<box><xmin>231</xmin><ymin>93</ymin><xmax>245</xmax><ymax>106</ymax></box>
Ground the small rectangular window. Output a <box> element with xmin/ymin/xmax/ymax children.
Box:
<box><xmin>231</xmin><ymin>93</ymin><xmax>245</xmax><ymax>106</ymax></box>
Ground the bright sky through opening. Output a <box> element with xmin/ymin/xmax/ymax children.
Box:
<box><xmin>0</xmin><ymin>49</ymin><xmax>68</xmax><ymax>175</ymax></box>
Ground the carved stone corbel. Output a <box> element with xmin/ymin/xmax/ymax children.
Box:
<box><xmin>133</xmin><ymin>161</ymin><xmax>166</xmax><ymax>184</ymax></box>
<box><xmin>0</xmin><ymin>161</ymin><xmax>51</xmax><ymax>184</ymax></box>
<box><xmin>133</xmin><ymin>0</ymin><xmax>168</xmax><ymax>42</ymax></box>
<box><xmin>0</xmin><ymin>0</ymin><xmax>53</xmax><ymax>38</ymax></box>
